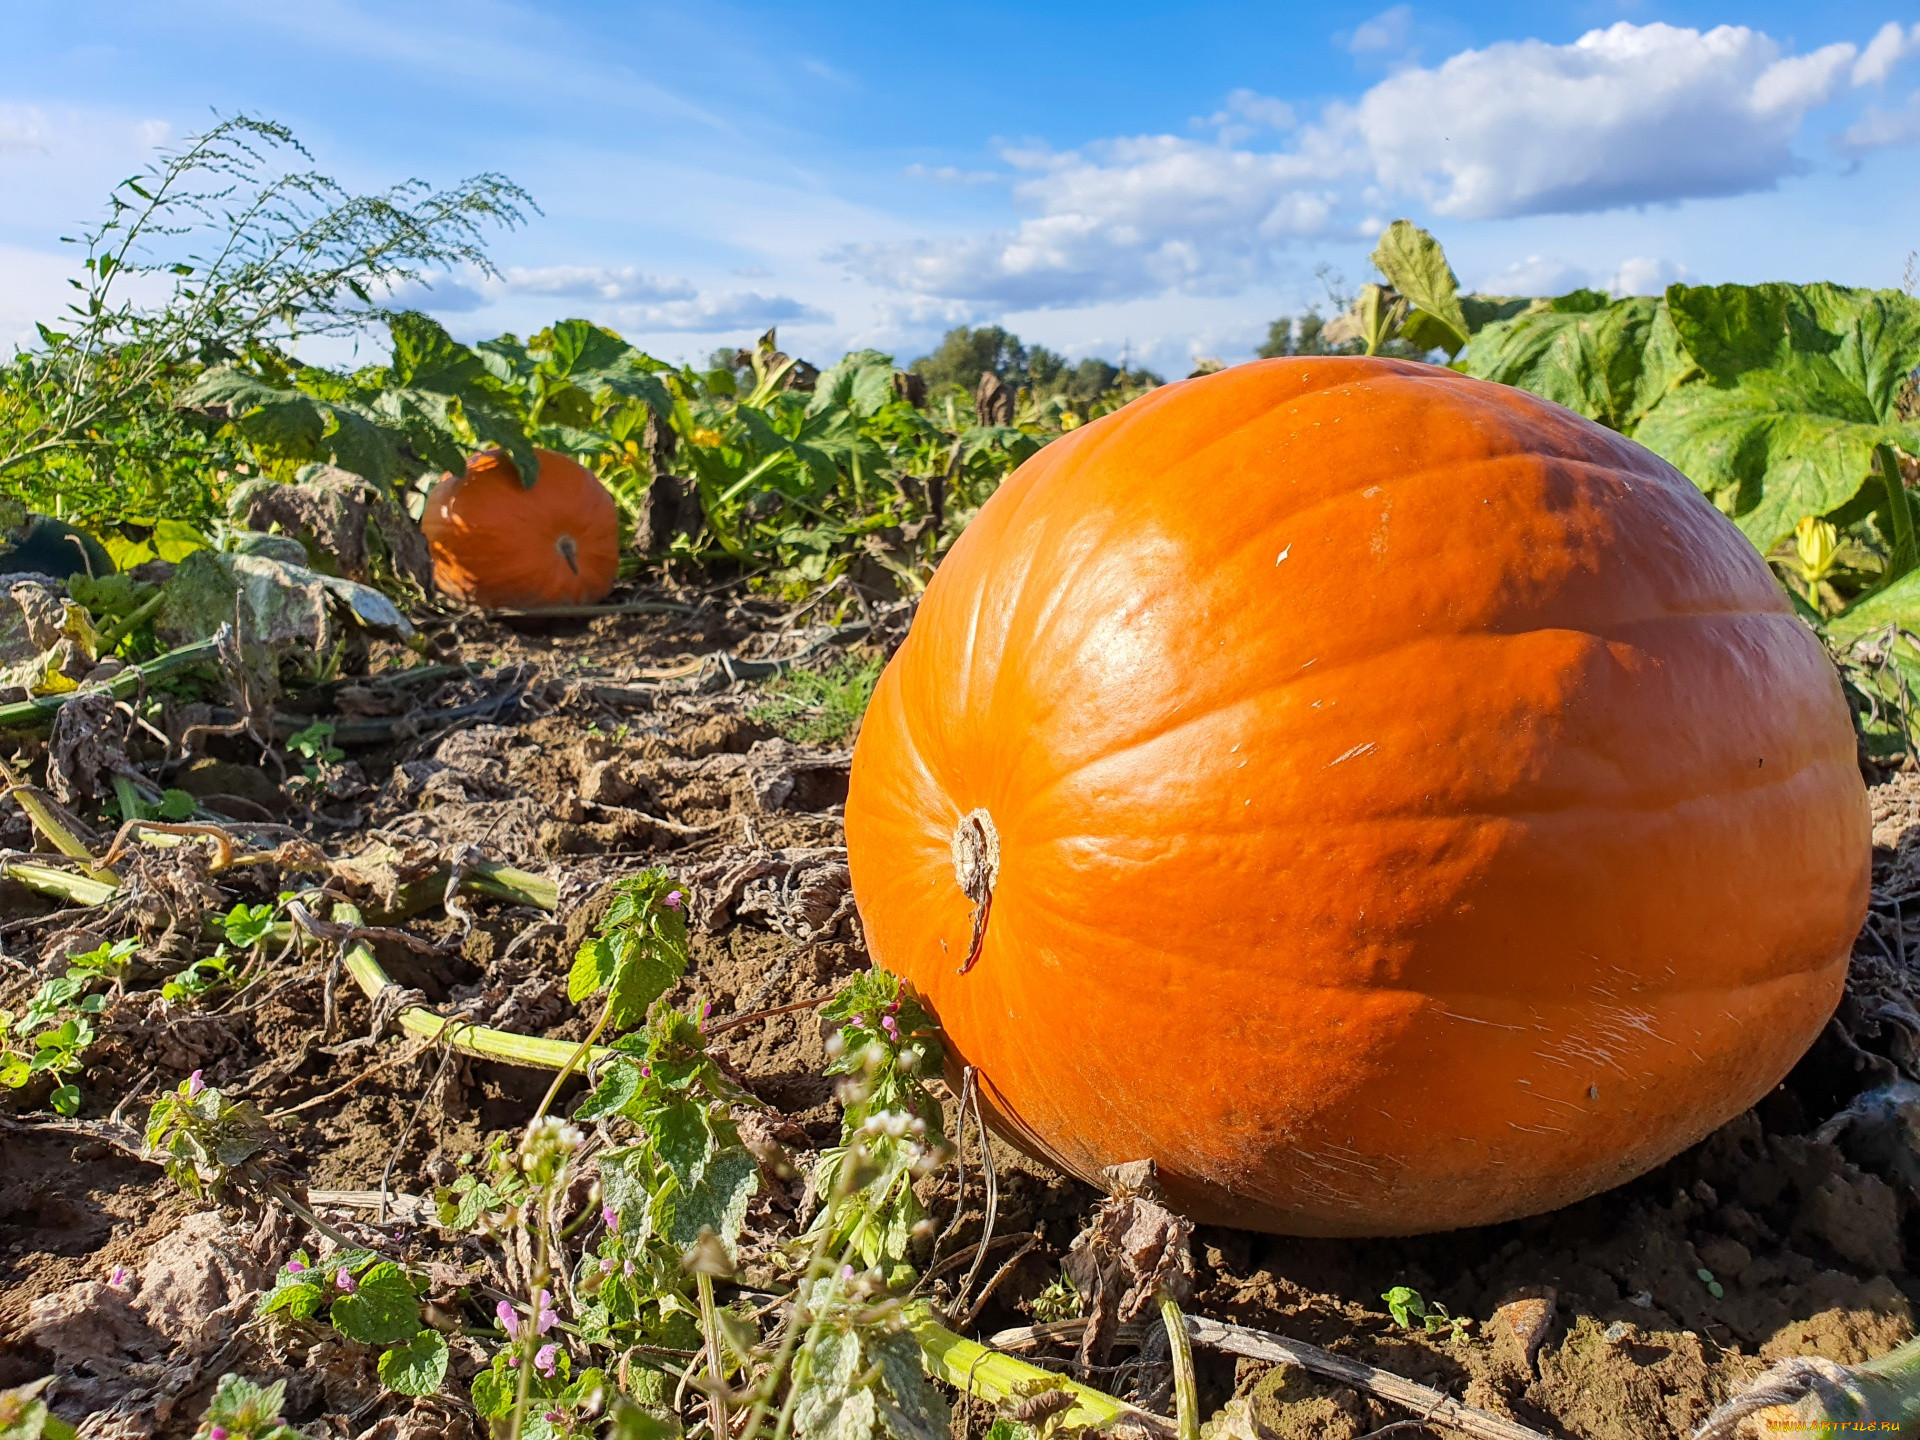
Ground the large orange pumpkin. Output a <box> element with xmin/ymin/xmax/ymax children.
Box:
<box><xmin>845</xmin><ymin>356</ymin><xmax>1868</xmax><ymax>1236</ymax></box>
<box><xmin>422</xmin><ymin>448</ymin><xmax>619</xmax><ymax>608</ymax></box>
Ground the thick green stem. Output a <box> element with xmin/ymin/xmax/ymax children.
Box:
<box><xmin>94</xmin><ymin>589</ymin><xmax>166</xmax><ymax>654</ymax></box>
<box><xmin>340</xmin><ymin>939</ymin><xmax>616</xmax><ymax>1071</ymax></box>
<box><xmin>1159</xmin><ymin>1291</ymin><xmax>1200</xmax><ymax>1440</ymax></box>
<box><xmin>1880</xmin><ymin>443</ymin><xmax>1920</xmax><ymax>590</ymax></box>
<box><xmin>0</xmin><ymin>757</ymin><xmax>105</xmax><ymax>870</ymax></box>
<box><xmin>4</xmin><ymin>862</ymin><xmax>117</xmax><ymax>905</ymax></box>
<box><xmin>0</xmin><ymin>638</ymin><xmax>221</xmax><ymax>732</ymax></box>
<box><xmin>903</xmin><ymin>1301</ymin><xmax>1170</xmax><ymax>1434</ymax></box>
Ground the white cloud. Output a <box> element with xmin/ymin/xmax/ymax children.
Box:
<box><xmin>1202</xmin><ymin>88</ymin><xmax>1297</xmax><ymax>144</ymax></box>
<box><xmin>0</xmin><ymin>105</ymin><xmax>55</xmax><ymax>155</ymax></box>
<box><xmin>850</xmin><ymin>21</ymin><xmax>1901</xmax><ymax>313</ymax></box>
<box><xmin>903</xmin><ymin>163</ymin><xmax>1000</xmax><ymax>185</ymax></box>
<box><xmin>1478</xmin><ymin>255</ymin><xmax>1594</xmax><ymax>296</ymax></box>
<box><xmin>1346</xmin><ymin>6</ymin><xmax>1414</xmax><ymax>58</ymax></box>
<box><xmin>841</xmin><ymin>136</ymin><xmax>1342</xmax><ymax>308</ymax></box>
<box><xmin>1355</xmin><ymin>24</ymin><xmax>1857</xmax><ymax>219</ymax></box>
<box><xmin>610</xmin><ymin>291</ymin><xmax>829</xmax><ymax>333</ymax></box>
<box><xmin>499</xmin><ymin>264</ymin><xmax>695</xmax><ymax>303</ymax></box>
<box><xmin>1837</xmin><ymin>92</ymin><xmax>1920</xmax><ymax>156</ymax></box>
<box><xmin>1609</xmin><ymin>256</ymin><xmax>1693</xmax><ymax>296</ymax></box>
<box><xmin>1854</xmin><ymin>22</ymin><xmax>1920</xmax><ymax>86</ymax></box>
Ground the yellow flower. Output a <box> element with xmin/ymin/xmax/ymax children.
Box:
<box><xmin>690</xmin><ymin>427</ymin><xmax>724</xmax><ymax>448</ymax></box>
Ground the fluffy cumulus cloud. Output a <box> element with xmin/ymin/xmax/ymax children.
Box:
<box><xmin>842</xmin><ymin>135</ymin><xmax>1342</xmax><ymax>308</ymax></box>
<box><xmin>1356</xmin><ymin>24</ymin><xmax>1859</xmax><ymax>218</ymax></box>
<box><xmin>852</xmin><ymin>20</ymin><xmax>1916</xmax><ymax>314</ymax></box>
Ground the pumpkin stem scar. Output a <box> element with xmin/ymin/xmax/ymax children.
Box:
<box><xmin>952</xmin><ymin>807</ymin><xmax>1000</xmax><ymax>974</ymax></box>
<box><xmin>556</xmin><ymin>534</ymin><xmax>580</xmax><ymax>574</ymax></box>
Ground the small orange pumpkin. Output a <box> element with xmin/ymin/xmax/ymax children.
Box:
<box><xmin>422</xmin><ymin>448</ymin><xmax>619</xmax><ymax>608</ymax></box>
<box><xmin>845</xmin><ymin>356</ymin><xmax>1868</xmax><ymax>1236</ymax></box>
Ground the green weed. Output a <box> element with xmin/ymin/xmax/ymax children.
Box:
<box><xmin>751</xmin><ymin>656</ymin><xmax>883</xmax><ymax>746</ymax></box>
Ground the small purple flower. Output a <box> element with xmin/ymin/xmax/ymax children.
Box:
<box><xmin>602</xmin><ymin>1204</ymin><xmax>618</xmax><ymax>1232</ymax></box>
<box><xmin>841</xmin><ymin>1265</ymin><xmax>856</xmax><ymax>1281</ymax></box>
<box><xmin>209</xmin><ymin>1427</ymin><xmax>230</xmax><ymax>1440</ymax></box>
<box><xmin>662</xmin><ymin>890</ymin><xmax>684</xmax><ymax>911</ymax></box>
<box><xmin>880</xmin><ymin>1014</ymin><xmax>899</xmax><ymax>1040</ymax></box>
<box><xmin>536</xmin><ymin>1288</ymin><xmax>558</xmax><ymax>1334</ymax></box>
<box><xmin>534</xmin><ymin>1342</ymin><xmax>559</xmax><ymax>1378</ymax></box>
<box><xmin>600</xmin><ymin>1256</ymin><xmax>615</xmax><ymax>1274</ymax></box>
<box><xmin>284</xmin><ymin>1259</ymin><xmax>307</xmax><ymax>1275</ymax></box>
<box><xmin>107</xmin><ymin>1265</ymin><xmax>129</xmax><ymax>1289</ymax></box>
<box><xmin>185</xmin><ymin>1070</ymin><xmax>205</xmax><ymax>1099</ymax></box>
<box><xmin>334</xmin><ymin>1268</ymin><xmax>356</xmax><ymax>1294</ymax></box>
<box><xmin>545</xmin><ymin>1412</ymin><xmax>564</xmax><ymax>1425</ymax></box>
<box><xmin>497</xmin><ymin>1298</ymin><xmax>520</xmax><ymax>1339</ymax></box>
<box><xmin>640</xmin><ymin>1064</ymin><xmax>652</xmax><ymax>1079</ymax></box>
<box><xmin>623</xmin><ymin>1259</ymin><xmax>634</xmax><ymax>1279</ymax></box>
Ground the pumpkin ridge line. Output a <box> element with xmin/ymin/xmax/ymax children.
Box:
<box><xmin>960</xmin><ymin>891</ymin><xmax>1849</xmax><ymax>994</ymax></box>
<box><xmin>1010</xmin><ymin>736</ymin><xmax>1845</xmax><ymax>832</ymax></box>
<box><xmin>990</xmin><ymin>637</ymin><xmax>1836</xmax><ymax>831</ymax></box>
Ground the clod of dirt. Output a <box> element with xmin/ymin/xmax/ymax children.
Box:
<box><xmin>1493</xmin><ymin>1286</ymin><xmax>1557</xmax><ymax>1375</ymax></box>
<box><xmin>1205</xmin><ymin>1367</ymin><xmax>1369</xmax><ymax>1440</ymax></box>
<box><xmin>743</xmin><ymin>739</ymin><xmax>850</xmax><ymax>812</ymax></box>
<box><xmin>45</xmin><ymin>688</ymin><xmax>136</xmax><ymax>804</ymax></box>
<box><xmin>1532</xmin><ymin>1317</ymin><xmax>1731</xmax><ymax>1440</ymax></box>
<box><xmin>27</xmin><ymin>1207</ymin><xmax>294</xmax><ymax>1435</ymax></box>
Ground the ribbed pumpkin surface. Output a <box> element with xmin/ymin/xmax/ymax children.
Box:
<box><xmin>845</xmin><ymin>356</ymin><xmax>1869</xmax><ymax>1236</ymax></box>
<box><xmin>423</xmin><ymin>448</ymin><xmax>619</xmax><ymax>609</ymax></box>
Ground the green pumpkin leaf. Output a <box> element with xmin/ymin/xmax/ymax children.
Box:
<box><xmin>1633</xmin><ymin>282</ymin><xmax>1920</xmax><ymax>552</ymax></box>
<box><xmin>1371</xmin><ymin>220</ymin><xmax>1469</xmax><ymax>357</ymax></box>
<box><xmin>377</xmin><ymin>1329</ymin><xmax>450</xmax><ymax>1397</ymax></box>
<box><xmin>1463</xmin><ymin>294</ymin><xmax>1694</xmax><ymax>433</ymax></box>
<box><xmin>328</xmin><ymin>1261</ymin><xmax>422</xmax><ymax>1345</ymax></box>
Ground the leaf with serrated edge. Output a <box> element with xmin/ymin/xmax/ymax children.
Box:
<box><xmin>378</xmin><ymin>1329</ymin><xmax>449</xmax><ymax>1397</ymax></box>
<box><xmin>328</xmin><ymin>1262</ymin><xmax>422</xmax><ymax>1346</ymax></box>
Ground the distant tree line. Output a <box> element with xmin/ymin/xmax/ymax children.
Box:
<box><xmin>908</xmin><ymin>326</ymin><xmax>1164</xmax><ymax>400</ymax></box>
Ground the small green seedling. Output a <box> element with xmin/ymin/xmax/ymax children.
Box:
<box><xmin>1696</xmin><ymin>1267</ymin><xmax>1725</xmax><ymax>1299</ymax></box>
<box><xmin>145</xmin><ymin>1071</ymin><xmax>275</xmax><ymax>1201</ymax></box>
<box><xmin>191</xmin><ymin>1372</ymin><xmax>307</xmax><ymax>1440</ymax></box>
<box><xmin>222</xmin><ymin>902</ymin><xmax>280</xmax><ymax>949</ymax></box>
<box><xmin>260</xmin><ymin>1250</ymin><xmax>448</xmax><ymax>1397</ymax></box>
<box><xmin>0</xmin><ymin>938</ymin><xmax>131</xmax><ymax>1113</ymax></box>
<box><xmin>1382</xmin><ymin>1286</ymin><xmax>1471</xmax><ymax>1342</ymax></box>
<box><xmin>162</xmin><ymin>949</ymin><xmax>237</xmax><ymax>1005</ymax></box>
<box><xmin>286</xmin><ymin>719</ymin><xmax>344</xmax><ymax>771</ymax></box>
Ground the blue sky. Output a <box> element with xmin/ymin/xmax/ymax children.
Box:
<box><xmin>3</xmin><ymin>1</ymin><xmax>1919</xmax><ymax>375</ymax></box>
